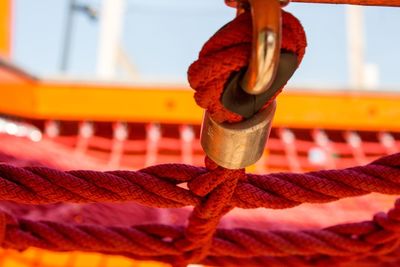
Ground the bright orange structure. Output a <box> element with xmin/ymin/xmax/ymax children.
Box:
<box><xmin>0</xmin><ymin>0</ymin><xmax>11</xmax><ymax>58</ymax></box>
<box><xmin>1</xmin><ymin>63</ymin><xmax>399</xmax><ymax>131</ymax></box>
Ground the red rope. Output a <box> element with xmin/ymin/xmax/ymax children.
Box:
<box><xmin>1</xmin><ymin>154</ymin><xmax>400</xmax><ymax>209</ymax></box>
<box><xmin>2</xmin><ymin>9</ymin><xmax>400</xmax><ymax>267</ymax></box>
<box><xmin>1</xmin><ymin>198</ymin><xmax>400</xmax><ymax>266</ymax></box>
<box><xmin>1</xmin><ymin>153</ymin><xmax>400</xmax><ymax>265</ymax></box>
<box><xmin>188</xmin><ymin>10</ymin><xmax>306</xmax><ymax>123</ymax></box>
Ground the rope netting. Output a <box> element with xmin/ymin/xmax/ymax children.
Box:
<box><xmin>1</xmin><ymin>9</ymin><xmax>400</xmax><ymax>267</ymax></box>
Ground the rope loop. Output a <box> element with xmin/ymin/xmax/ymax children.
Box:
<box><xmin>188</xmin><ymin>10</ymin><xmax>307</xmax><ymax>123</ymax></box>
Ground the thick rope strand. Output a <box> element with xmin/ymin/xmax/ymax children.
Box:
<box><xmin>1</xmin><ymin>153</ymin><xmax>400</xmax><ymax>209</ymax></box>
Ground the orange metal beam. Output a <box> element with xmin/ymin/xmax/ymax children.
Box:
<box><xmin>0</xmin><ymin>80</ymin><xmax>400</xmax><ymax>131</ymax></box>
<box><xmin>35</xmin><ymin>82</ymin><xmax>200</xmax><ymax>124</ymax></box>
<box><xmin>275</xmin><ymin>90</ymin><xmax>400</xmax><ymax>131</ymax></box>
<box><xmin>0</xmin><ymin>0</ymin><xmax>12</xmax><ymax>57</ymax></box>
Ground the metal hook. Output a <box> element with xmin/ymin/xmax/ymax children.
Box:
<box><xmin>225</xmin><ymin>0</ymin><xmax>286</xmax><ymax>95</ymax></box>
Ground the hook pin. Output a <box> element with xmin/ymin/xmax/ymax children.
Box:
<box><xmin>225</xmin><ymin>0</ymin><xmax>288</xmax><ymax>95</ymax></box>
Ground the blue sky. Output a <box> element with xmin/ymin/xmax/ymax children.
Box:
<box><xmin>12</xmin><ymin>0</ymin><xmax>400</xmax><ymax>90</ymax></box>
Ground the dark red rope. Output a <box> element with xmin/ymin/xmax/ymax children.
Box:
<box><xmin>1</xmin><ymin>153</ymin><xmax>400</xmax><ymax>209</ymax></box>
<box><xmin>1</xmin><ymin>198</ymin><xmax>400</xmax><ymax>266</ymax></box>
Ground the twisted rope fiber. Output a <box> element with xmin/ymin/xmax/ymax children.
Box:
<box><xmin>1</xmin><ymin>153</ymin><xmax>400</xmax><ymax>209</ymax></box>
<box><xmin>2</xmin><ymin>8</ymin><xmax>400</xmax><ymax>267</ymax></box>
<box><xmin>2</xmin><ymin>143</ymin><xmax>400</xmax><ymax>266</ymax></box>
<box><xmin>2</xmin><ymin>197</ymin><xmax>400</xmax><ymax>266</ymax></box>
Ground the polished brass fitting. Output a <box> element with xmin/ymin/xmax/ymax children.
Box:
<box><xmin>200</xmin><ymin>101</ymin><xmax>276</xmax><ymax>169</ymax></box>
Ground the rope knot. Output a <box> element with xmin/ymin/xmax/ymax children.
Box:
<box><xmin>363</xmin><ymin>199</ymin><xmax>400</xmax><ymax>251</ymax></box>
<box><xmin>188</xmin><ymin>157</ymin><xmax>245</xmax><ymax>197</ymax></box>
<box><xmin>374</xmin><ymin>210</ymin><xmax>400</xmax><ymax>233</ymax></box>
<box><xmin>175</xmin><ymin>157</ymin><xmax>245</xmax><ymax>265</ymax></box>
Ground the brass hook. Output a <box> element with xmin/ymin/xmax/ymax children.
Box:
<box><xmin>225</xmin><ymin>0</ymin><xmax>288</xmax><ymax>95</ymax></box>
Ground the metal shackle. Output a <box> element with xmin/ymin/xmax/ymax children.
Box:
<box><xmin>200</xmin><ymin>101</ymin><xmax>276</xmax><ymax>169</ymax></box>
<box><xmin>225</xmin><ymin>0</ymin><xmax>286</xmax><ymax>95</ymax></box>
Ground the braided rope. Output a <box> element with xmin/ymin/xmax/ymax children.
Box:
<box><xmin>1</xmin><ymin>198</ymin><xmax>400</xmax><ymax>266</ymax></box>
<box><xmin>1</xmin><ymin>153</ymin><xmax>399</xmax><ymax>209</ymax></box>
<box><xmin>1</xmin><ymin>153</ymin><xmax>400</xmax><ymax>265</ymax></box>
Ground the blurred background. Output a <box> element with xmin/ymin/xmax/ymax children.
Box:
<box><xmin>9</xmin><ymin>0</ymin><xmax>400</xmax><ymax>89</ymax></box>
